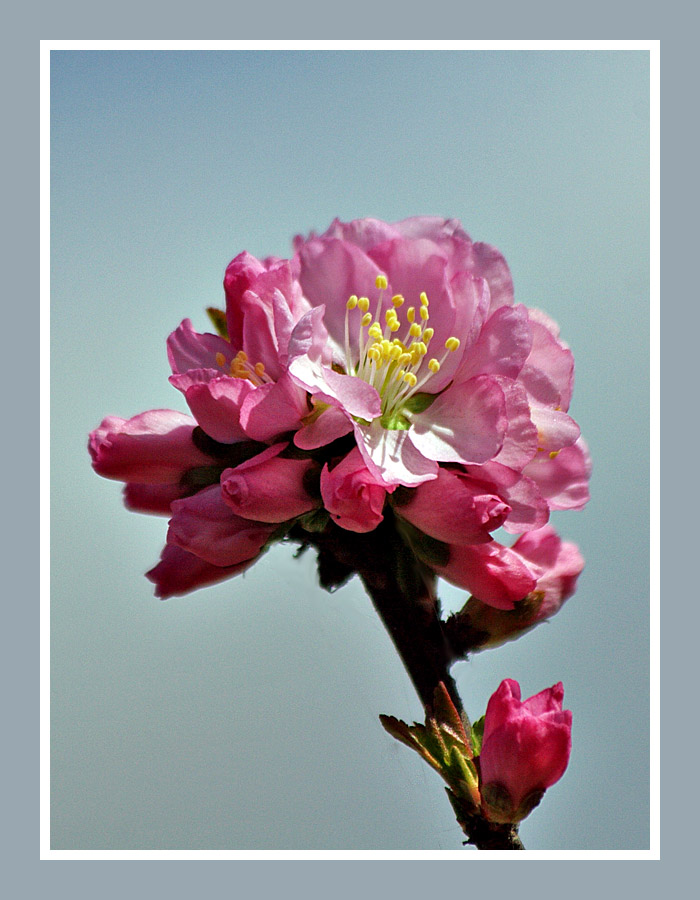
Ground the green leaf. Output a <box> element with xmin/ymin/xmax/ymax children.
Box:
<box><xmin>297</xmin><ymin>508</ymin><xmax>330</xmax><ymax>533</ymax></box>
<box><xmin>470</xmin><ymin>716</ymin><xmax>485</xmax><ymax>757</ymax></box>
<box><xmin>431</xmin><ymin>683</ymin><xmax>471</xmax><ymax>750</ymax></box>
<box><xmin>206</xmin><ymin>306</ymin><xmax>228</xmax><ymax>339</ymax></box>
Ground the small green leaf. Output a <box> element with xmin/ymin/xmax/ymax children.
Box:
<box><xmin>206</xmin><ymin>306</ymin><xmax>228</xmax><ymax>339</ymax></box>
<box><xmin>470</xmin><ymin>716</ymin><xmax>485</xmax><ymax>757</ymax></box>
<box><xmin>380</xmin><ymin>411</ymin><xmax>412</xmax><ymax>431</ymax></box>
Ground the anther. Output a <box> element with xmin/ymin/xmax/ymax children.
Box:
<box><xmin>403</xmin><ymin>372</ymin><xmax>418</xmax><ymax>387</ymax></box>
<box><xmin>346</xmin><ymin>295</ymin><xmax>358</xmax><ymax>310</ymax></box>
<box><xmin>391</xmin><ymin>294</ymin><xmax>405</xmax><ymax>308</ymax></box>
<box><xmin>215</xmin><ymin>352</ymin><xmax>226</xmax><ymax>367</ymax></box>
<box><xmin>406</xmin><ymin>306</ymin><xmax>416</xmax><ymax>323</ymax></box>
<box><xmin>428</xmin><ymin>358</ymin><xmax>440</xmax><ymax>373</ymax></box>
<box><xmin>445</xmin><ymin>337</ymin><xmax>461</xmax><ymax>352</ymax></box>
<box><xmin>254</xmin><ymin>362</ymin><xmax>265</xmax><ymax>376</ymax></box>
<box><xmin>420</xmin><ymin>292</ymin><xmax>429</xmax><ymax>306</ymax></box>
<box><xmin>358</xmin><ymin>297</ymin><xmax>370</xmax><ymax>313</ymax></box>
<box><xmin>419</xmin><ymin>306</ymin><xmax>429</xmax><ymax>321</ymax></box>
<box><xmin>409</xmin><ymin>322</ymin><xmax>422</xmax><ymax>338</ymax></box>
<box><xmin>423</xmin><ymin>327</ymin><xmax>434</xmax><ymax>342</ymax></box>
<box><xmin>361</xmin><ymin>312</ymin><xmax>372</xmax><ymax>327</ymax></box>
<box><xmin>375</xmin><ymin>274</ymin><xmax>388</xmax><ymax>290</ymax></box>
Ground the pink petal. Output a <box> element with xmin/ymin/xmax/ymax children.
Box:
<box><xmin>123</xmin><ymin>482</ymin><xmax>190</xmax><ymax>515</ymax></box>
<box><xmin>294</xmin><ymin>406</ymin><xmax>353</xmax><ymax>450</ymax></box>
<box><xmin>167</xmin><ymin>484</ymin><xmax>275</xmax><ymax>567</ymax></box>
<box><xmin>530</xmin><ymin>406</ymin><xmax>580</xmax><ymax>452</ymax></box>
<box><xmin>238</xmin><ymin>373</ymin><xmax>309</xmax><ymax>442</ymax></box>
<box><xmin>354</xmin><ymin>420</ymin><xmax>438</xmax><ymax>487</ymax></box>
<box><xmin>456</xmin><ymin>304</ymin><xmax>533</xmax><ymax>382</ymax></box>
<box><xmin>88</xmin><ymin>409</ymin><xmax>212</xmax><ymax>483</ymax></box>
<box><xmin>523</xmin><ymin>438</ymin><xmax>591</xmax><ymax>510</ymax></box>
<box><xmin>146</xmin><ymin>544</ymin><xmax>253</xmax><ymax>599</ymax></box>
<box><xmin>435</xmin><ymin>541</ymin><xmax>538</xmax><ymax>610</ymax></box>
<box><xmin>167</xmin><ymin>319</ymin><xmax>233</xmax><ymax>376</ymax></box>
<box><xmin>408</xmin><ymin>375</ymin><xmax>507</xmax><ymax>465</ymax></box>
<box><xmin>519</xmin><ymin>314</ymin><xmax>575</xmax><ymax>411</ymax></box>
<box><xmin>169</xmin><ymin>370</ymin><xmax>254</xmax><ymax>444</ymax></box>
<box><xmin>289</xmin><ymin>355</ymin><xmax>382</xmax><ymax>422</ymax></box>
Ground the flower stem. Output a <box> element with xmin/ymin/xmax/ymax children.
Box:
<box><xmin>288</xmin><ymin>513</ymin><xmax>525</xmax><ymax>850</ymax></box>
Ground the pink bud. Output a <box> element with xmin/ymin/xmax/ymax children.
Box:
<box><xmin>510</xmin><ymin>525</ymin><xmax>584</xmax><ymax>620</ymax></box>
<box><xmin>320</xmin><ymin>447</ymin><xmax>391</xmax><ymax>533</ymax></box>
<box><xmin>221</xmin><ymin>443</ymin><xmax>320</xmax><ymax>523</ymax></box>
<box><xmin>479</xmin><ymin>679</ymin><xmax>572</xmax><ymax>823</ymax></box>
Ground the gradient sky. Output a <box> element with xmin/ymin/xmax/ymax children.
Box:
<box><xmin>51</xmin><ymin>49</ymin><xmax>650</xmax><ymax>851</ymax></box>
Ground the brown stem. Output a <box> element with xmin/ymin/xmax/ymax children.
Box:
<box><xmin>287</xmin><ymin>513</ymin><xmax>524</xmax><ymax>850</ymax></box>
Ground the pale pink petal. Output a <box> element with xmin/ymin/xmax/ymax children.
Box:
<box><xmin>530</xmin><ymin>405</ymin><xmax>580</xmax><ymax>452</ymax></box>
<box><xmin>296</xmin><ymin>237</ymin><xmax>385</xmax><ymax>348</ymax></box>
<box><xmin>166</xmin><ymin>319</ymin><xmax>233</xmax><ymax>376</ymax></box>
<box><xmin>354</xmin><ymin>420</ymin><xmax>438</xmax><ymax>487</ymax></box>
<box><xmin>408</xmin><ymin>375</ymin><xmax>507</xmax><ymax>465</ymax></box>
<box><xmin>491</xmin><ymin>378</ymin><xmax>539</xmax><ymax>470</ymax></box>
<box><xmin>471</xmin><ymin>241</ymin><xmax>515</xmax><ymax>312</ymax></box>
<box><xmin>455</xmin><ymin>304</ymin><xmax>533</xmax><ymax>382</ymax></box>
<box><xmin>294</xmin><ymin>406</ymin><xmax>353</xmax><ymax>450</ymax></box>
<box><xmin>523</xmin><ymin>438</ymin><xmax>591</xmax><ymax>510</ymax></box>
<box><xmin>519</xmin><ymin>314</ymin><xmax>575</xmax><ymax>411</ymax></box>
<box><xmin>289</xmin><ymin>355</ymin><xmax>381</xmax><ymax>422</ymax></box>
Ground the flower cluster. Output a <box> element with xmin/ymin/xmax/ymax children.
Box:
<box><xmin>89</xmin><ymin>216</ymin><xmax>589</xmax><ymax>608</ymax></box>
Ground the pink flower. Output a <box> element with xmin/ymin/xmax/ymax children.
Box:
<box><xmin>511</xmin><ymin>525</ymin><xmax>584</xmax><ymax>620</ymax></box>
<box><xmin>320</xmin><ymin>447</ymin><xmax>393</xmax><ymax>533</ymax></box>
<box><xmin>479</xmin><ymin>679</ymin><xmax>572</xmax><ymax>823</ymax></box>
<box><xmin>446</xmin><ymin>526</ymin><xmax>584</xmax><ymax>649</ymax></box>
<box><xmin>167</xmin><ymin>255</ymin><xmax>311</xmax><ymax>444</ymax></box>
<box><xmin>288</xmin><ymin>217</ymin><xmax>581</xmax><ymax>490</ymax></box>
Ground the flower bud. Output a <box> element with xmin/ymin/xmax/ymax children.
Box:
<box><xmin>479</xmin><ymin>679</ymin><xmax>572</xmax><ymax>824</ymax></box>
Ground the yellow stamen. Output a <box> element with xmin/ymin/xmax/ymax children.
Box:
<box><xmin>423</xmin><ymin>327</ymin><xmax>434</xmax><ymax>342</ymax></box>
<box><xmin>346</xmin><ymin>295</ymin><xmax>358</xmax><ymax>310</ymax></box>
<box><xmin>358</xmin><ymin>297</ymin><xmax>370</xmax><ymax>312</ymax></box>
<box><xmin>389</xmin><ymin>345</ymin><xmax>402</xmax><ymax>360</ymax></box>
<box><xmin>391</xmin><ymin>294</ymin><xmax>405</xmax><ymax>308</ymax></box>
<box><xmin>254</xmin><ymin>362</ymin><xmax>265</xmax><ymax>376</ymax></box>
<box><xmin>445</xmin><ymin>337</ymin><xmax>460</xmax><ymax>352</ymax></box>
<box><xmin>388</xmin><ymin>320</ymin><xmax>400</xmax><ymax>332</ymax></box>
<box><xmin>375</xmin><ymin>274</ymin><xmax>388</xmax><ymax>290</ymax></box>
<box><xmin>236</xmin><ymin>350</ymin><xmax>248</xmax><ymax>362</ymax></box>
<box><xmin>361</xmin><ymin>312</ymin><xmax>372</xmax><ymax>327</ymax></box>
<box><xmin>367</xmin><ymin>346</ymin><xmax>381</xmax><ymax>362</ymax></box>
<box><xmin>406</xmin><ymin>306</ymin><xmax>416</xmax><ymax>323</ymax></box>
<box><xmin>409</xmin><ymin>322</ymin><xmax>422</xmax><ymax>338</ymax></box>
<box><xmin>368</xmin><ymin>323</ymin><xmax>383</xmax><ymax>340</ymax></box>
<box><xmin>428</xmin><ymin>358</ymin><xmax>440</xmax><ymax>373</ymax></box>
<box><xmin>420</xmin><ymin>292</ymin><xmax>429</xmax><ymax>306</ymax></box>
<box><xmin>419</xmin><ymin>305</ymin><xmax>429</xmax><ymax>321</ymax></box>
<box><xmin>549</xmin><ymin>450</ymin><xmax>561</xmax><ymax>460</ymax></box>
<box><xmin>403</xmin><ymin>372</ymin><xmax>418</xmax><ymax>387</ymax></box>
<box><xmin>215</xmin><ymin>352</ymin><xmax>226</xmax><ymax>367</ymax></box>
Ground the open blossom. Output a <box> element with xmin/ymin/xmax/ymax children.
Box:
<box><xmin>89</xmin><ymin>216</ymin><xmax>588</xmax><ymax>605</ymax></box>
<box><xmin>479</xmin><ymin>679</ymin><xmax>572</xmax><ymax>823</ymax></box>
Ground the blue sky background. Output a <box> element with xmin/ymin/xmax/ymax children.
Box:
<box><xmin>51</xmin><ymin>50</ymin><xmax>650</xmax><ymax>851</ymax></box>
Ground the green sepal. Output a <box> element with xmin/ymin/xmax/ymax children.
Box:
<box><xmin>470</xmin><ymin>715</ymin><xmax>485</xmax><ymax>757</ymax></box>
<box><xmin>297</xmin><ymin>508</ymin><xmax>330</xmax><ymax>533</ymax></box>
<box><xmin>206</xmin><ymin>306</ymin><xmax>229</xmax><ymax>339</ymax></box>
<box><xmin>395</xmin><ymin>518</ymin><xmax>450</xmax><ymax>568</ymax></box>
<box><xmin>179</xmin><ymin>465</ymin><xmax>224</xmax><ymax>490</ymax></box>
<box><xmin>402</xmin><ymin>392</ymin><xmax>436</xmax><ymax>414</ymax></box>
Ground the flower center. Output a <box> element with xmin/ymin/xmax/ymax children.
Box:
<box><xmin>215</xmin><ymin>350</ymin><xmax>271</xmax><ymax>387</ymax></box>
<box><xmin>342</xmin><ymin>274</ymin><xmax>460</xmax><ymax>426</ymax></box>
